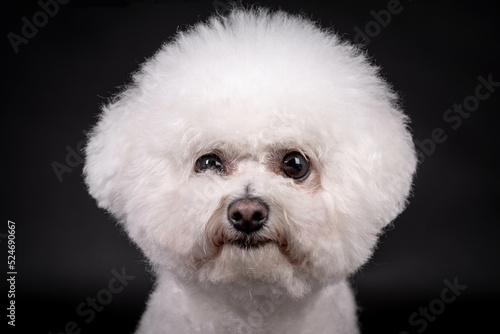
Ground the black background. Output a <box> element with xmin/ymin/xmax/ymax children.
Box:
<box><xmin>3</xmin><ymin>0</ymin><xmax>499</xmax><ymax>333</ymax></box>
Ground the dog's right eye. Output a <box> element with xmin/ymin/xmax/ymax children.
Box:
<box><xmin>282</xmin><ymin>151</ymin><xmax>310</xmax><ymax>180</ymax></box>
<box><xmin>195</xmin><ymin>154</ymin><xmax>224</xmax><ymax>174</ymax></box>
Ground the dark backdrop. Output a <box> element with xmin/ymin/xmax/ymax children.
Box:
<box><xmin>3</xmin><ymin>0</ymin><xmax>499</xmax><ymax>333</ymax></box>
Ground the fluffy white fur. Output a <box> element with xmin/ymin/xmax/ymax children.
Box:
<box><xmin>84</xmin><ymin>8</ymin><xmax>417</xmax><ymax>334</ymax></box>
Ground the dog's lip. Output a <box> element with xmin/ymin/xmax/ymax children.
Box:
<box><xmin>225</xmin><ymin>232</ymin><xmax>288</xmax><ymax>250</ymax></box>
<box><xmin>212</xmin><ymin>236</ymin><xmax>301</xmax><ymax>266</ymax></box>
<box><xmin>229</xmin><ymin>238</ymin><xmax>271</xmax><ymax>250</ymax></box>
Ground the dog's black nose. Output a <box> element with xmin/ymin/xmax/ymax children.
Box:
<box><xmin>227</xmin><ymin>198</ymin><xmax>269</xmax><ymax>234</ymax></box>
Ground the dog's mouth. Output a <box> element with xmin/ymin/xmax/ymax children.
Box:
<box><xmin>208</xmin><ymin>225</ymin><xmax>289</xmax><ymax>252</ymax></box>
<box><xmin>214</xmin><ymin>218</ymin><xmax>290</xmax><ymax>251</ymax></box>
<box><xmin>205</xmin><ymin>219</ymin><xmax>305</xmax><ymax>266</ymax></box>
<box><xmin>211</xmin><ymin>233</ymin><xmax>305</xmax><ymax>267</ymax></box>
<box><xmin>229</xmin><ymin>235</ymin><xmax>273</xmax><ymax>250</ymax></box>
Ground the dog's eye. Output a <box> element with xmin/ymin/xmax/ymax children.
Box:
<box><xmin>195</xmin><ymin>154</ymin><xmax>224</xmax><ymax>174</ymax></box>
<box><xmin>282</xmin><ymin>152</ymin><xmax>310</xmax><ymax>180</ymax></box>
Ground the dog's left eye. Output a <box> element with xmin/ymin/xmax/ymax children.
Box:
<box><xmin>195</xmin><ymin>154</ymin><xmax>224</xmax><ymax>174</ymax></box>
<box><xmin>282</xmin><ymin>151</ymin><xmax>310</xmax><ymax>180</ymax></box>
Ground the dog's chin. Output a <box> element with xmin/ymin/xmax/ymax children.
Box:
<box><xmin>197</xmin><ymin>241</ymin><xmax>313</xmax><ymax>298</ymax></box>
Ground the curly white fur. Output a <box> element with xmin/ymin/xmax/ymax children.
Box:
<box><xmin>84</xmin><ymin>7</ymin><xmax>417</xmax><ymax>334</ymax></box>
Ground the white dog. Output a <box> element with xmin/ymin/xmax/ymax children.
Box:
<box><xmin>84</xmin><ymin>8</ymin><xmax>417</xmax><ymax>334</ymax></box>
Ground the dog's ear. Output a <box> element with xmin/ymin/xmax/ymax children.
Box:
<box><xmin>84</xmin><ymin>100</ymin><xmax>136</xmax><ymax>219</ymax></box>
<box><xmin>320</xmin><ymin>103</ymin><xmax>418</xmax><ymax>232</ymax></box>
<box><xmin>366</xmin><ymin>115</ymin><xmax>418</xmax><ymax>229</ymax></box>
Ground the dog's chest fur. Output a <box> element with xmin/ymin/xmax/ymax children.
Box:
<box><xmin>136</xmin><ymin>275</ymin><xmax>358</xmax><ymax>334</ymax></box>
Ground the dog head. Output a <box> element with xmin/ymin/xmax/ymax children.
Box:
<box><xmin>84</xmin><ymin>9</ymin><xmax>417</xmax><ymax>297</ymax></box>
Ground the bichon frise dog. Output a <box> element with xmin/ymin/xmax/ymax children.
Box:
<box><xmin>84</xmin><ymin>8</ymin><xmax>417</xmax><ymax>334</ymax></box>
